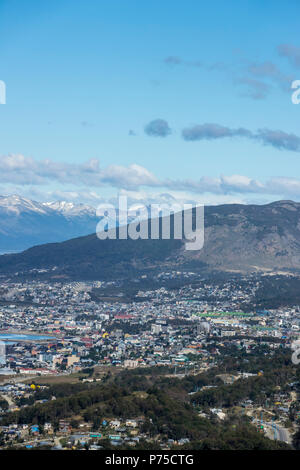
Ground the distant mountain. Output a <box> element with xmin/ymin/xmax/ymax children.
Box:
<box><xmin>43</xmin><ymin>200</ymin><xmax>96</xmax><ymax>218</ymax></box>
<box><xmin>1</xmin><ymin>200</ymin><xmax>300</xmax><ymax>280</ymax></box>
<box><xmin>0</xmin><ymin>195</ymin><xmax>183</xmax><ymax>254</ymax></box>
<box><xmin>0</xmin><ymin>195</ymin><xmax>99</xmax><ymax>253</ymax></box>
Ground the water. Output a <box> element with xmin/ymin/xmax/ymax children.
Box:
<box><xmin>0</xmin><ymin>333</ymin><xmax>55</xmax><ymax>343</ymax></box>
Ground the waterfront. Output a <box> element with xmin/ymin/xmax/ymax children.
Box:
<box><xmin>0</xmin><ymin>333</ymin><xmax>55</xmax><ymax>343</ymax></box>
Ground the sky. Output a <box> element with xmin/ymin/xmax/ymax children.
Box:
<box><xmin>1</xmin><ymin>0</ymin><xmax>300</xmax><ymax>207</ymax></box>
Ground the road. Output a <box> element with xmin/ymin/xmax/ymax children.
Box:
<box><xmin>273</xmin><ymin>423</ymin><xmax>291</xmax><ymax>444</ymax></box>
<box><xmin>252</xmin><ymin>418</ymin><xmax>291</xmax><ymax>444</ymax></box>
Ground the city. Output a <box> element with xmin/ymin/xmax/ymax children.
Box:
<box><xmin>1</xmin><ymin>0</ymin><xmax>300</xmax><ymax>461</ymax></box>
<box><xmin>0</xmin><ymin>273</ymin><xmax>299</xmax><ymax>449</ymax></box>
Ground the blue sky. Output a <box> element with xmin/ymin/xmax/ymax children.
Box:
<box><xmin>1</xmin><ymin>0</ymin><xmax>300</xmax><ymax>206</ymax></box>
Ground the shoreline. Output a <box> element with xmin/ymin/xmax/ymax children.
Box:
<box><xmin>0</xmin><ymin>330</ymin><xmax>58</xmax><ymax>341</ymax></box>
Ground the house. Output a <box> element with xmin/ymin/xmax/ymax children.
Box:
<box><xmin>110</xmin><ymin>420</ymin><xmax>121</xmax><ymax>429</ymax></box>
<box><xmin>125</xmin><ymin>419</ymin><xmax>137</xmax><ymax>428</ymax></box>
<box><xmin>59</xmin><ymin>419</ymin><xmax>72</xmax><ymax>434</ymax></box>
<box><xmin>31</xmin><ymin>425</ymin><xmax>39</xmax><ymax>435</ymax></box>
<box><xmin>124</xmin><ymin>359</ymin><xmax>138</xmax><ymax>368</ymax></box>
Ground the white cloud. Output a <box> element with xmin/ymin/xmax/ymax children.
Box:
<box><xmin>2</xmin><ymin>154</ymin><xmax>300</xmax><ymax>205</ymax></box>
<box><xmin>0</xmin><ymin>154</ymin><xmax>159</xmax><ymax>189</ymax></box>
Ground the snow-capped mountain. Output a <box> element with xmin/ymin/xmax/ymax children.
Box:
<box><xmin>0</xmin><ymin>194</ymin><xmax>187</xmax><ymax>254</ymax></box>
<box><xmin>0</xmin><ymin>196</ymin><xmax>97</xmax><ymax>217</ymax></box>
<box><xmin>0</xmin><ymin>195</ymin><xmax>51</xmax><ymax>216</ymax></box>
<box><xmin>0</xmin><ymin>195</ymin><xmax>99</xmax><ymax>253</ymax></box>
<box><xmin>43</xmin><ymin>201</ymin><xmax>96</xmax><ymax>218</ymax></box>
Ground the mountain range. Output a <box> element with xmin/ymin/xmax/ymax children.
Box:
<box><xmin>0</xmin><ymin>195</ymin><xmax>162</xmax><ymax>254</ymax></box>
<box><xmin>0</xmin><ymin>199</ymin><xmax>300</xmax><ymax>281</ymax></box>
<box><xmin>0</xmin><ymin>195</ymin><xmax>99</xmax><ymax>253</ymax></box>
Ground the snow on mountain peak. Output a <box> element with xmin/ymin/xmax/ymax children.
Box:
<box><xmin>43</xmin><ymin>200</ymin><xmax>96</xmax><ymax>217</ymax></box>
<box><xmin>0</xmin><ymin>195</ymin><xmax>49</xmax><ymax>215</ymax></box>
<box><xmin>0</xmin><ymin>195</ymin><xmax>96</xmax><ymax>217</ymax></box>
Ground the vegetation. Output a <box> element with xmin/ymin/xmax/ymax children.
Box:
<box><xmin>0</xmin><ymin>349</ymin><xmax>297</xmax><ymax>450</ymax></box>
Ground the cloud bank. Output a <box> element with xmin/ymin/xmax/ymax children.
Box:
<box><xmin>0</xmin><ymin>154</ymin><xmax>159</xmax><ymax>189</ymax></box>
<box><xmin>3</xmin><ymin>154</ymin><xmax>300</xmax><ymax>202</ymax></box>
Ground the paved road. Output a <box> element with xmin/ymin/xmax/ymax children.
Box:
<box><xmin>253</xmin><ymin>418</ymin><xmax>291</xmax><ymax>444</ymax></box>
<box><xmin>275</xmin><ymin>424</ymin><xmax>291</xmax><ymax>444</ymax></box>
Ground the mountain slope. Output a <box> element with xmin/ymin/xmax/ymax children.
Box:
<box><xmin>0</xmin><ymin>195</ymin><xmax>99</xmax><ymax>253</ymax></box>
<box><xmin>0</xmin><ymin>200</ymin><xmax>300</xmax><ymax>280</ymax></box>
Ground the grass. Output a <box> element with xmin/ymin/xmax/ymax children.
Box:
<box><xmin>194</xmin><ymin>312</ymin><xmax>253</xmax><ymax>317</ymax></box>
